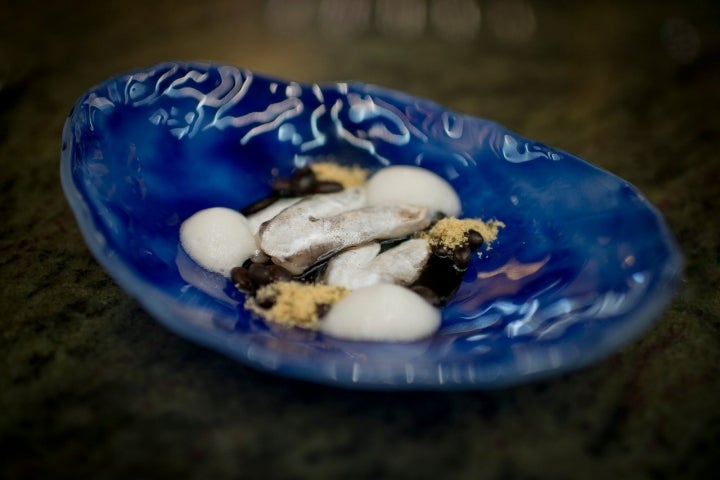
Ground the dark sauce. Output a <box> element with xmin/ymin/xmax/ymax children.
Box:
<box><xmin>410</xmin><ymin>254</ymin><xmax>466</xmax><ymax>306</ymax></box>
<box><xmin>294</xmin><ymin>258</ymin><xmax>330</xmax><ymax>284</ymax></box>
<box><xmin>378</xmin><ymin>235</ymin><xmax>412</xmax><ymax>253</ymax></box>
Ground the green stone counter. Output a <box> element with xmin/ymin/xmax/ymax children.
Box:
<box><xmin>1</xmin><ymin>1</ymin><xmax>718</xmax><ymax>478</ymax></box>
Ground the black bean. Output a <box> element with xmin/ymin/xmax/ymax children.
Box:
<box><xmin>248</xmin><ymin>263</ymin><xmax>274</xmax><ymax>286</ymax></box>
<box><xmin>452</xmin><ymin>244</ymin><xmax>472</xmax><ymax>269</ymax></box>
<box><xmin>290</xmin><ymin>167</ymin><xmax>317</xmax><ymax>196</ymax></box>
<box><xmin>410</xmin><ymin>285</ymin><xmax>442</xmax><ymax>307</ymax></box>
<box><xmin>271</xmin><ymin>177</ymin><xmax>293</xmax><ymax>196</ymax></box>
<box><xmin>314</xmin><ymin>180</ymin><xmax>344</xmax><ymax>193</ymax></box>
<box><xmin>315</xmin><ymin>303</ymin><xmax>332</xmax><ymax>318</ymax></box>
<box><xmin>296</xmin><ymin>166</ymin><xmax>315</xmax><ymax>176</ymax></box>
<box><xmin>266</xmin><ymin>264</ymin><xmax>294</xmax><ymax>283</ymax></box>
<box><xmin>230</xmin><ymin>266</ymin><xmax>255</xmax><ymax>293</ymax></box>
<box><xmin>433</xmin><ymin>244</ymin><xmax>451</xmax><ymax>258</ymax></box>
<box><xmin>467</xmin><ymin>229</ymin><xmax>484</xmax><ymax>250</ymax></box>
<box><xmin>241</xmin><ymin>195</ymin><xmax>279</xmax><ymax>215</ymax></box>
<box><xmin>257</xmin><ymin>295</ymin><xmax>276</xmax><ymax>309</ymax></box>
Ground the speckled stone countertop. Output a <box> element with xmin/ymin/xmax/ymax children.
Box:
<box><xmin>1</xmin><ymin>1</ymin><xmax>718</xmax><ymax>478</ymax></box>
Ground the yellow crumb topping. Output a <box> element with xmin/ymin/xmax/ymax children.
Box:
<box><xmin>245</xmin><ymin>281</ymin><xmax>349</xmax><ymax>329</ymax></box>
<box><xmin>422</xmin><ymin>217</ymin><xmax>505</xmax><ymax>249</ymax></box>
<box><xmin>310</xmin><ymin>162</ymin><xmax>368</xmax><ymax>187</ymax></box>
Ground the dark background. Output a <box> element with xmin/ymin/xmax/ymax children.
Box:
<box><xmin>1</xmin><ymin>1</ymin><xmax>718</xmax><ymax>478</ymax></box>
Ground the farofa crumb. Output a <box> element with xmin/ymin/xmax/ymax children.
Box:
<box><xmin>245</xmin><ymin>281</ymin><xmax>348</xmax><ymax>329</ymax></box>
<box><xmin>422</xmin><ymin>217</ymin><xmax>505</xmax><ymax>249</ymax></box>
<box><xmin>310</xmin><ymin>162</ymin><xmax>368</xmax><ymax>187</ymax></box>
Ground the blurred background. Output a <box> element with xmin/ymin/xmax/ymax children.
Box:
<box><xmin>1</xmin><ymin>0</ymin><xmax>714</xmax><ymax>128</ymax></box>
<box><xmin>2</xmin><ymin>0</ymin><xmax>717</xmax><ymax>178</ymax></box>
<box><xmin>1</xmin><ymin>0</ymin><xmax>718</xmax><ymax>479</ymax></box>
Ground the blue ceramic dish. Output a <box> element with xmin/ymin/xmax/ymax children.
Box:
<box><xmin>61</xmin><ymin>62</ymin><xmax>682</xmax><ymax>389</ymax></box>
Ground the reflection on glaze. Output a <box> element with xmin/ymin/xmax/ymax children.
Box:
<box><xmin>502</xmin><ymin>134</ymin><xmax>562</xmax><ymax>163</ymax></box>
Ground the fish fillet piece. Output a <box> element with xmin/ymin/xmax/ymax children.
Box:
<box><xmin>258</xmin><ymin>187</ymin><xmax>431</xmax><ymax>274</ymax></box>
<box><xmin>324</xmin><ymin>238</ymin><xmax>431</xmax><ymax>290</ymax></box>
<box><xmin>246</xmin><ymin>197</ymin><xmax>300</xmax><ymax>235</ymax></box>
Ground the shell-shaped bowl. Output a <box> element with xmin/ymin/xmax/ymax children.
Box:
<box><xmin>61</xmin><ymin>62</ymin><xmax>682</xmax><ymax>389</ymax></box>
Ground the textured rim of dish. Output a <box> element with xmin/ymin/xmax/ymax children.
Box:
<box><xmin>60</xmin><ymin>62</ymin><xmax>683</xmax><ymax>390</ymax></box>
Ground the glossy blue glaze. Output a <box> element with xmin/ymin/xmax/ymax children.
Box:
<box><xmin>61</xmin><ymin>62</ymin><xmax>682</xmax><ymax>389</ymax></box>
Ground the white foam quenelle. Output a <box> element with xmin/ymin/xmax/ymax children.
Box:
<box><xmin>320</xmin><ymin>284</ymin><xmax>441</xmax><ymax>342</ymax></box>
<box><xmin>365</xmin><ymin>165</ymin><xmax>461</xmax><ymax>217</ymax></box>
<box><xmin>180</xmin><ymin>207</ymin><xmax>257</xmax><ymax>277</ymax></box>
